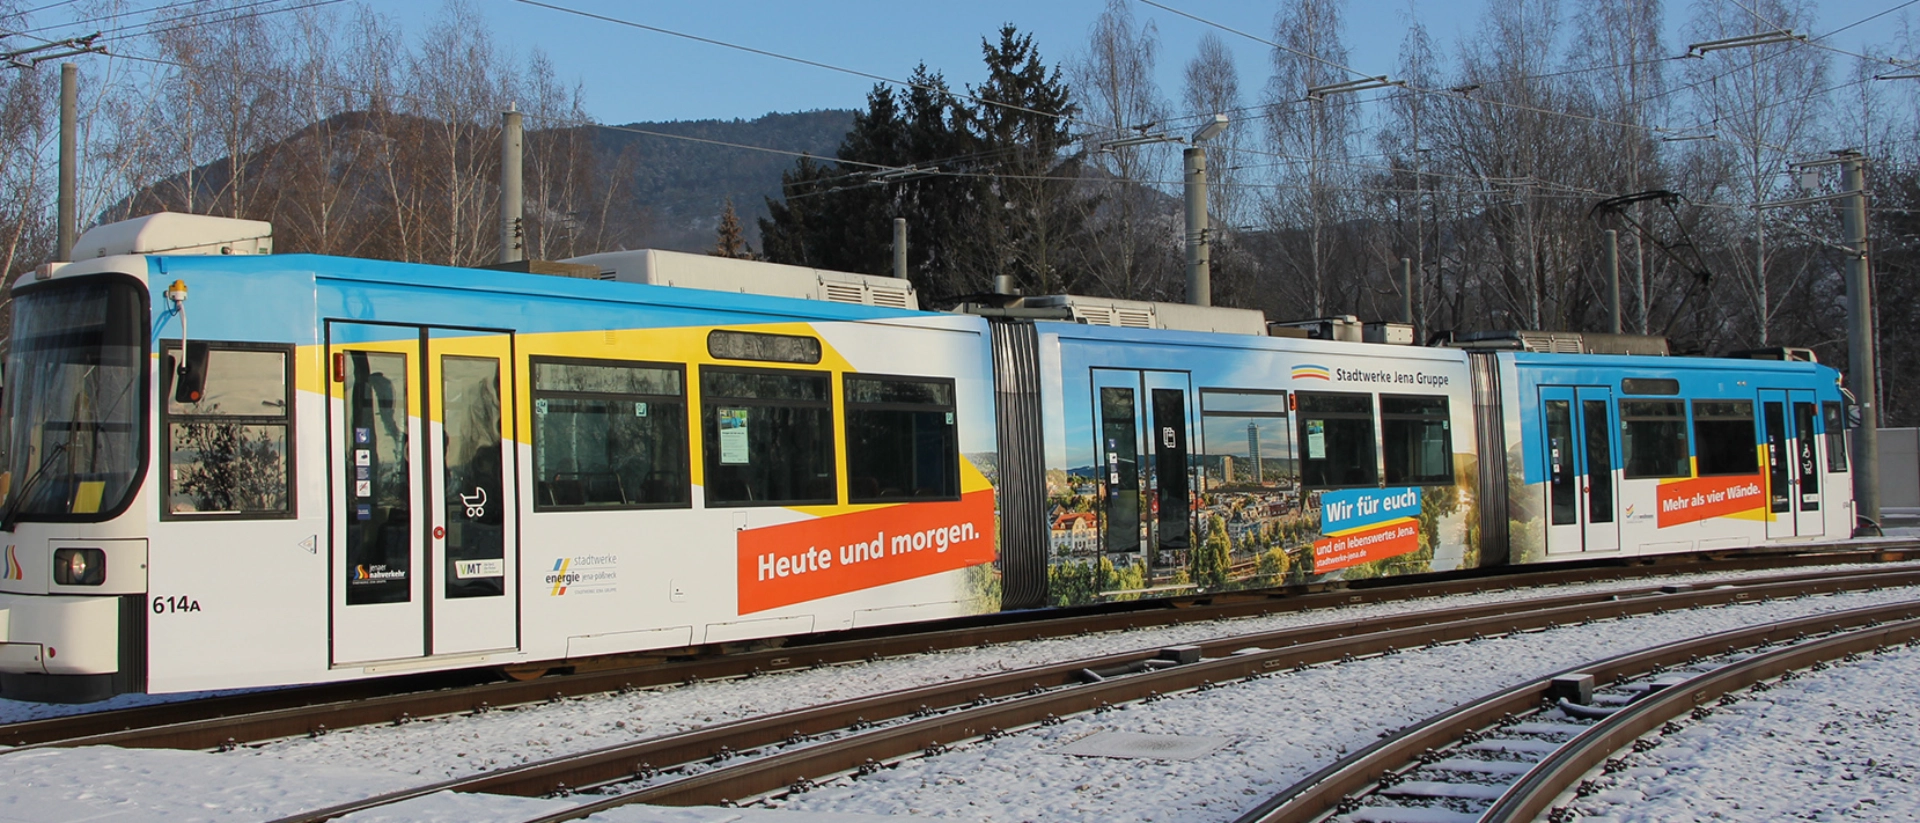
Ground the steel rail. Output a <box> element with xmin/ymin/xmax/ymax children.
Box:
<box><xmin>15</xmin><ymin>550</ymin><xmax>1913</xmax><ymax>752</ymax></box>
<box><xmin>262</xmin><ymin>564</ymin><xmax>1920</xmax><ymax>823</ymax></box>
<box><xmin>1483</xmin><ymin>614</ymin><xmax>1920</xmax><ymax>822</ymax></box>
<box><xmin>1232</xmin><ymin>600</ymin><xmax>1920</xmax><ymax>822</ymax></box>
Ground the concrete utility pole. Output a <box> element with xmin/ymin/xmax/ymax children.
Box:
<box><xmin>1185</xmin><ymin>114</ymin><xmax>1228</xmax><ymax>306</ymax></box>
<box><xmin>1604</xmin><ymin>229</ymin><xmax>1621</xmax><ymax>334</ymax></box>
<box><xmin>892</xmin><ymin>218</ymin><xmax>907</xmax><ymax>279</ymax></box>
<box><xmin>498</xmin><ymin>106</ymin><xmax>524</xmax><ymax>264</ymax></box>
<box><xmin>1183</xmin><ymin>146</ymin><xmax>1210</xmax><ymax>307</ymax></box>
<box><xmin>1839</xmin><ymin>150</ymin><xmax>1879</xmax><ymax>529</ymax></box>
<box><xmin>57</xmin><ymin>63</ymin><xmax>76</xmax><ymax>261</ymax></box>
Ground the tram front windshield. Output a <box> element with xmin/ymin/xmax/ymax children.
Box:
<box><xmin>0</xmin><ymin>278</ymin><xmax>145</xmax><ymax>528</ymax></box>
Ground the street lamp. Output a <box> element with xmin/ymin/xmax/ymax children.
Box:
<box><xmin>1186</xmin><ymin>114</ymin><xmax>1229</xmax><ymax>306</ymax></box>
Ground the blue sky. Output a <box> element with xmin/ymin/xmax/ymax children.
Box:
<box><xmin>381</xmin><ymin>0</ymin><xmax>1916</xmax><ymax>125</ymax></box>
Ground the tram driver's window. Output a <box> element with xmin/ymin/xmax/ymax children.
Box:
<box><xmin>844</xmin><ymin>375</ymin><xmax>959</xmax><ymax>503</ymax></box>
<box><xmin>162</xmin><ymin>344</ymin><xmax>294</xmax><ymax>518</ymax></box>
<box><xmin>1621</xmin><ymin>399</ymin><xmax>1690</xmax><ymax>479</ymax></box>
<box><xmin>1823</xmin><ymin>402</ymin><xmax>1849</xmax><ymax>472</ymax></box>
<box><xmin>702</xmin><ymin>367</ymin><xmax>835</xmax><ymax>507</ymax></box>
<box><xmin>1297</xmin><ymin>391</ymin><xmax>1377</xmax><ymax>488</ymax></box>
<box><xmin>531</xmin><ymin>358</ymin><xmax>689</xmax><ymax>510</ymax></box>
<box><xmin>1692</xmin><ymin>400</ymin><xmax>1758</xmax><ymax>475</ymax></box>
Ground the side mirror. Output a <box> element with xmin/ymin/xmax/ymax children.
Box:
<box><xmin>174</xmin><ymin>342</ymin><xmax>210</xmax><ymax>404</ymax></box>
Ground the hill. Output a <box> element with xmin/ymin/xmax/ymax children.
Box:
<box><xmin>593</xmin><ymin>110</ymin><xmax>853</xmax><ymax>252</ymax></box>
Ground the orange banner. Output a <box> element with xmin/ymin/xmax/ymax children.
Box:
<box><xmin>1656</xmin><ymin>474</ymin><xmax>1765</xmax><ymax>528</ymax></box>
<box><xmin>1313</xmin><ymin>518</ymin><xmax>1419</xmax><ymax>573</ymax></box>
<box><xmin>736</xmin><ymin>490</ymin><xmax>997</xmax><ymax>614</ymax></box>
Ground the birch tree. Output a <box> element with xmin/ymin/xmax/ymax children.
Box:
<box><xmin>1262</xmin><ymin>0</ymin><xmax>1357</xmax><ymax>317</ymax></box>
<box><xmin>1683</xmin><ymin>0</ymin><xmax>1829</xmax><ymax>344</ymax></box>
<box><xmin>1073</xmin><ymin>0</ymin><xmax>1170</xmax><ymax>299</ymax></box>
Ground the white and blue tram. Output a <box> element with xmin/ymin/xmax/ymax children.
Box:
<box><xmin>0</xmin><ymin>213</ymin><xmax>1857</xmax><ymax>701</ymax></box>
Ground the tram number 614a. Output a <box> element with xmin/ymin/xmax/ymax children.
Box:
<box><xmin>151</xmin><ymin>595</ymin><xmax>202</xmax><ymax>614</ymax></box>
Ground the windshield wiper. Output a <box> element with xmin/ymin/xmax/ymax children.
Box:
<box><xmin>1</xmin><ymin>442</ymin><xmax>69</xmax><ymax>533</ymax></box>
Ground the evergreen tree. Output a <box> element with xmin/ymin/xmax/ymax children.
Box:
<box><xmin>760</xmin><ymin>76</ymin><xmax>971</xmax><ymax>287</ymax></box>
<box><xmin>759</xmin><ymin>155</ymin><xmax>835</xmax><ymax>267</ymax></box>
<box><xmin>711</xmin><ymin>198</ymin><xmax>751</xmax><ymax>259</ymax></box>
<box><xmin>964</xmin><ymin>25</ymin><xmax>1085</xmax><ymax>296</ymax></box>
<box><xmin>761</xmin><ymin>27</ymin><xmax>1081</xmax><ymax>303</ymax></box>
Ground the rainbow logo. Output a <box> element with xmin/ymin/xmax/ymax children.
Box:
<box><xmin>1291</xmin><ymin>364</ymin><xmax>1332</xmax><ymax>381</ymax></box>
<box><xmin>1</xmin><ymin>544</ymin><xmax>19</xmax><ymax>580</ymax></box>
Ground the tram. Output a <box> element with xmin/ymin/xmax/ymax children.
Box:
<box><xmin>0</xmin><ymin>213</ymin><xmax>1855</xmax><ymax>701</ymax></box>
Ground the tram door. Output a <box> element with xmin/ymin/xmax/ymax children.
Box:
<box><xmin>1541</xmin><ymin>386</ymin><xmax>1620</xmax><ymax>554</ymax></box>
<box><xmin>1091</xmin><ymin>369</ymin><xmax>1194</xmax><ymax>595</ymax></box>
<box><xmin>328</xmin><ymin>322</ymin><xmax>520</xmax><ymax>666</ymax></box>
<box><xmin>1760</xmin><ymin>389</ymin><xmax>1824</xmax><ymax>539</ymax></box>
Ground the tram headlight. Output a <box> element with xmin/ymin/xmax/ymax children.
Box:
<box><xmin>53</xmin><ymin>548</ymin><xmax>105</xmax><ymax>586</ymax></box>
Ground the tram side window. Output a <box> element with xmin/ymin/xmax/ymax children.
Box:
<box><xmin>1621</xmin><ymin>399</ymin><xmax>1690</xmax><ymax>479</ymax></box>
<box><xmin>1692</xmin><ymin>400</ymin><xmax>1758</xmax><ymax>476</ymax></box>
<box><xmin>845</xmin><ymin>376</ymin><xmax>959</xmax><ymax>502</ymax></box>
<box><xmin>1297</xmin><ymin>391</ymin><xmax>1377</xmax><ymax>488</ymax></box>
<box><xmin>1382</xmin><ymin>395</ymin><xmax>1453</xmax><ymax>485</ymax></box>
<box><xmin>1824</xmin><ymin>401</ymin><xmax>1849</xmax><ymax>471</ymax></box>
<box><xmin>1199</xmin><ymin>389</ymin><xmax>1290</xmax><ymax>488</ymax></box>
<box><xmin>703</xmin><ymin>368</ymin><xmax>835</xmax><ymax>507</ymax></box>
<box><xmin>531</xmin><ymin>358</ymin><xmax>689</xmax><ymax>510</ymax></box>
<box><xmin>162</xmin><ymin>343</ymin><xmax>294</xmax><ymax>518</ymax></box>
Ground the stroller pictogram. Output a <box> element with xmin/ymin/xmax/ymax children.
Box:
<box><xmin>460</xmin><ymin>487</ymin><xmax>487</xmax><ymax>519</ymax></box>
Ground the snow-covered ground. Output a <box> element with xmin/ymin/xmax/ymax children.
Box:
<box><xmin>1566</xmin><ymin>642</ymin><xmax>1920</xmax><ymax>822</ymax></box>
<box><xmin>5</xmin><ymin>560</ymin><xmax>1920</xmax><ymax>822</ymax></box>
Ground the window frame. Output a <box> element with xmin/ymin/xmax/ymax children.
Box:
<box><xmin>529</xmin><ymin>355</ymin><xmax>691</xmax><ymax>512</ymax></box>
<box><xmin>843</xmin><ymin>373</ymin><xmax>961</xmax><ymax>504</ymax></box>
<box><xmin>1824</xmin><ymin>401</ymin><xmax>1849</xmax><ymax>472</ymax></box>
<box><xmin>1295</xmin><ymin>390</ymin><xmax>1379</xmax><ymax>490</ymax></box>
<box><xmin>1620</xmin><ymin>398</ymin><xmax>1691</xmax><ymax>480</ymax></box>
<box><xmin>700</xmin><ymin>364</ymin><xmax>837</xmax><ymax>508</ymax></box>
<box><xmin>159</xmin><ymin>340</ymin><xmax>297</xmax><ymax>521</ymax></box>
<box><xmin>1380</xmin><ymin>393</ymin><xmax>1455</xmax><ymax>486</ymax></box>
<box><xmin>1198</xmin><ymin>387</ymin><xmax>1290</xmax><ymax>495</ymax></box>
<box><xmin>1691</xmin><ymin>399</ymin><xmax>1759</xmax><ymax>477</ymax></box>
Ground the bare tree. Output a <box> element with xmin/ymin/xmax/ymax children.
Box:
<box><xmin>519</xmin><ymin>50</ymin><xmax>606</xmax><ymax>260</ymax></box>
<box><xmin>1683</xmin><ymin>0</ymin><xmax>1830</xmax><ymax>345</ymax></box>
<box><xmin>0</xmin><ymin>7</ymin><xmax>54</xmax><ymax>284</ymax></box>
<box><xmin>1262</xmin><ymin>0</ymin><xmax>1357</xmax><ymax>317</ymax></box>
<box><xmin>1368</xmin><ymin>9</ymin><xmax>1441</xmax><ymax>333</ymax></box>
<box><xmin>1072</xmin><ymin>0</ymin><xmax>1171</xmax><ymax>299</ymax></box>
<box><xmin>1434</xmin><ymin>0</ymin><xmax>1574</xmax><ymax>331</ymax></box>
<box><xmin>404</xmin><ymin>0</ymin><xmax>509</xmax><ymax>266</ymax></box>
<box><xmin>151</xmin><ymin>0</ymin><xmax>295</xmax><ymax>220</ymax></box>
<box><xmin>267</xmin><ymin>2</ymin><xmax>389</xmax><ymax>256</ymax></box>
<box><xmin>1184</xmin><ymin>32</ymin><xmax>1243</xmax><ymax>229</ymax></box>
<box><xmin>1568</xmin><ymin>0</ymin><xmax>1669</xmax><ymax>334</ymax></box>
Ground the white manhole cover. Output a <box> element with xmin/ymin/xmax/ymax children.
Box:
<box><xmin>1055</xmin><ymin>731</ymin><xmax>1233</xmax><ymax>761</ymax></box>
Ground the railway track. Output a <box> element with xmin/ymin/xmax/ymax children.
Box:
<box><xmin>1234</xmin><ymin>601</ymin><xmax>1920</xmax><ymax>823</ymax></box>
<box><xmin>249</xmin><ymin>562</ymin><xmax>1920</xmax><ymax>823</ymax></box>
<box><xmin>7</xmin><ymin>547</ymin><xmax>1912</xmax><ymax>752</ymax></box>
